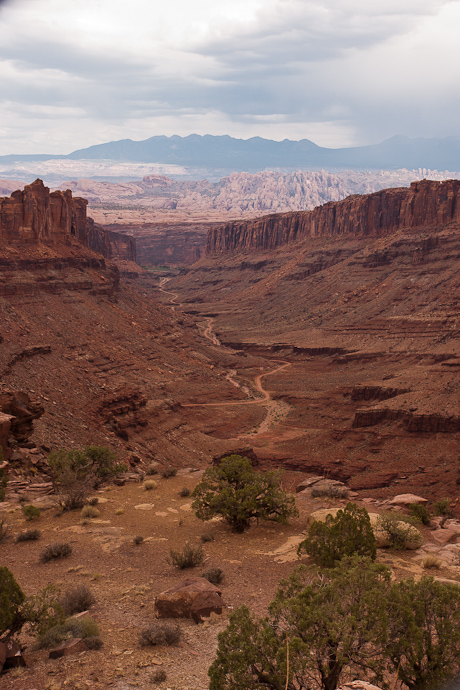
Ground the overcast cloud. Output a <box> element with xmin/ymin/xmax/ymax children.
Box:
<box><xmin>0</xmin><ymin>0</ymin><xmax>459</xmax><ymax>154</ymax></box>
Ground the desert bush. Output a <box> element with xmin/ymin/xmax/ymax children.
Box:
<box><xmin>139</xmin><ymin>621</ymin><xmax>181</xmax><ymax>646</ymax></box>
<box><xmin>36</xmin><ymin>616</ymin><xmax>99</xmax><ymax>649</ymax></box>
<box><xmin>59</xmin><ymin>585</ymin><xmax>95</xmax><ymax>616</ymax></box>
<box><xmin>201</xmin><ymin>532</ymin><xmax>214</xmax><ymax>543</ymax></box>
<box><xmin>151</xmin><ymin>669</ymin><xmax>167</xmax><ymax>683</ymax></box>
<box><xmin>80</xmin><ymin>505</ymin><xmax>100</xmax><ymax>519</ymax></box>
<box><xmin>48</xmin><ymin>445</ymin><xmax>126</xmax><ymax>510</ymax></box>
<box><xmin>143</xmin><ymin>479</ymin><xmax>157</xmax><ymax>490</ymax></box>
<box><xmin>433</xmin><ymin>498</ymin><xmax>453</xmax><ymax>517</ymax></box>
<box><xmin>202</xmin><ymin>567</ymin><xmax>224</xmax><ymax>585</ymax></box>
<box><xmin>16</xmin><ymin>529</ymin><xmax>41</xmax><ymax>542</ymax></box>
<box><xmin>311</xmin><ymin>483</ymin><xmax>349</xmax><ymax>499</ymax></box>
<box><xmin>298</xmin><ymin>502</ymin><xmax>377</xmax><ymax>567</ymax></box>
<box><xmin>179</xmin><ymin>486</ymin><xmax>191</xmax><ymax>497</ymax></box>
<box><xmin>133</xmin><ymin>535</ymin><xmax>144</xmax><ymax>545</ymax></box>
<box><xmin>168</xmin><ymin>542</ymin><xmax>204</xmax><ymax>569</ymax></box>
<box><xmin>377</xmin><ymin>513</ymin><xmax>422</xmax><ymax>550</ymax></box>
<box><xmin>161</xmin><ymin>467</ymin><xmax>177</xmax><ymax>478</ymax></box>
<box><xmin>409</xmin><ymin>503</ymin><xmax>431</xmax><ymax>526</ymax></box>
<box><xmin>0</xmin><ymin>571</ymin><xmax>63</xmax><ymax>640</ymax></box>
<box><xmin>422</xmin><ymin>555</ymin><xmax>442</xmax><ymax>570</ymax></box>
<box><xmin>88</xmin><ymin>497</ymin><xmax>99</xmax><ymax>506</ymax></box>
<box><xmin>0</xmin><ymin>566</ymin><xmax>25</xmax><ymax>639</ymax></box>
<box><xmin>39</xmin><ymin>542</ymin><xmax>72</xmax><ymax>563</ymax></box>
<box><xmin>192</xmin><ymin>455</ymin><xmax>298</xmax><ymax>533</ymax></box>
<box><xmin>85</xmin><ymin>636</ymin><xmax>103</xmax><ymax>649</ymax></box>
<box><xmin>18</xmin><ymin>493</ymin><xmax>30</xmax><ymax>504</ymax></box>
<box><xmin>21</xmin><ymin>504</ymin><xmax>41</xmax><ymax>521</ymax></box>
<box><xmin>0</xmin><ymin>518</ymin><xmax>9</xmax><ymax>542</ymax></box>
<box><xmin>145</xmin><ymin>464</ymin><xmax>158</xmax><ymax>476</ymax></box>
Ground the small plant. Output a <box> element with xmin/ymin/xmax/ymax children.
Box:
<box><xmin>40</xmin><ymin>542</ymin><xmax>72</xmax><ymax>563</ymax></box>
<box><xmin>145</xmin><ymin>464</ymin><xmax>158</xmax><ymax>476</ymax></box>
<box><xmin>423</xmin><ymin>555</ymin><xmax>442</xmax><ymax>570</ymax></box>
<box><xmin>161</xmin><ymin>467</ymin><xmax>177</xmax><ymax>478</ymax></box>
<box><xmin>202</xmin><ymin>567</ymin><xmax>224</xmax><ymax>585</ymax></box>
<box><xmin>0</xmin><ymin>518</ymin><xmax>9</xmax><ymax>542</ymax></box>
<box><xmin>179</xmin><ymin>486</ymin><xmax>191</xmax><ymax>497</ymax></box>
<box><xmin>139</xmin><ymin>621</ymin><xmax>181</xmax><ymax>646</ymax></box>
<box><xmin>133</xmin><ymin>535</ymin><xmax>144</xmax><ymax>545</ymax></box>
<box><xmin>298</xmin><ymin>502</ymin><xmax>377</xmax><ymax>567</ymax></box>
<box><xmin>377</xmin><ymin>512</ymin><xmax>423</xmax><ymax>550</ymax></box>
<box><xmin>115</xmin><ymin>508</ymin><xmax>124</xmax><ymax>515</ymax></box>
<box><xmin>151</xmin><ymin>669</ymin><xmax>167</xmax><ymax>683</ymax></box>
<box><xmin>80</xmin><ymin>505</ymin><xmax>100</xmax><ymax>519</ymax></box>
<box><xmin>88</xmin><ymin>497</ymin><xmax>99</xmax><ymax>506</ymax></box>
<box><xmin>311</xmin><ymin>483</ymin><xmax>349</xmax><ymax>499</ymax></box>
<box><xmin>410</xmin><ymin>503</ymin><xmax>431</xmax><ymax>525</ymax></box>
<box><xmin>201</xmin><ymin>532</ymin><xmax>214</xmax><ymax>543</ymax></box>
<box><xmin>16</xmin><ymin>529</ymin><xmax>41</xmax><ymax>542</ymax></box>
<box><xmin>143</xmin><ymin>479</ymin><xmax>157</xmax><ymax>491</ymax></box>
<box><xmin>36</xmin><ymin>616</ymin><xmax>99</xmax><ymax>648</ymax></box>
<box><xmin>22</xmin><ymin>504</ymin><xmax>41</xmax><ymax>521</ymax></box>
<box><xmin>168</xmin><ymin>542</ymin><xmax>204</xmax><ymax>569</ymax></box>
<box><xmin>59</xmin><ymin>584</ymin><xmax>95</xmax><ymax>616</ymax></box>
<box><xmin>434</xmin><ymin>498</ymin><xmax>453</xmax><ymax>517</ymax></box>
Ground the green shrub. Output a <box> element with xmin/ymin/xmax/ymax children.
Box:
<box><xmin>48</xmin><ymin>445</ymin><xmax>126</xmax><ymax>510</ymax></box>
<box><xmin>59</xmin><ymin>585</ymin><xmax>95</xmax><ymax>616</ymax></box>
<box><xmin>161</xmin><ymin>467</ymin><xmax>177</xmax><ymax>478</ymax></box>
<box><xmin>39</xmin><ymin>542</ymin><xmax>72</xmax><ymax>563</ymax></box>
<box><xmin>139</xmin><ymin>621</ymin><xmax>181</xmax><ymax>646</ymax></box>
<box><xmin>298</xmin><ymin>502</ymin><xmax>377</xmax><ymax>567</ymax></box>
<box><xmin>202</xmin><ymin>567</ymin><xmax>224</xmax><ymax>585</ymax></box>
<box><xmin>192</xmin><ymin>455</ymin><xmax>298</xmax><ymax>533</ymax></box>
<box><xmin>16</xmin><ymin>529</ymin><xmax>41</xmax><ymax>542</ymax></box>
<box><xmin>433</xmin><ymin>498</ymin><xmax>453</xmax><ymax>517</ymax></box>
<box><xmin>0</xmin><ymin>572</ymin><xmax>62</xmax><ymax>640</ymax></box>
<box><xmin>0</xmin><ymin>566</ymin><xmax>25</xmax><ymax>639</ymax></box>
<box><xmin>22</xmin><ymin>504</ymin><xmax>41</xmax><ymax>521</ymax></box>
<box><xmin>36</xmin><ymin>616</ymin><xmax>99</xmax><ymax>649</ymax></box>
<box><xmin>377</xmin><ymin>513</ymin><xmax>422</xmax><ymax>550</ymax></box>
<box><xmin>168</xmin><ymin>542</ymin><xmax>204</xmax><ymax>569</ymax></box>
<box><xmin>409</xmin><ymin>503</ymin><xmax>431</xmax><ymax>525</ymax></box>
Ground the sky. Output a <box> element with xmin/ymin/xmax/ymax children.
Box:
<box><xmin>0</xmin><ymin>0</ymin><xmax>459</xmax><ymax>155</ymax></box>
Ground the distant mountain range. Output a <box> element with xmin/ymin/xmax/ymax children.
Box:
<box><xmin>1</xmin><ymin>134</ymin><xmax>460</xmax><ymax>174</ymax></box>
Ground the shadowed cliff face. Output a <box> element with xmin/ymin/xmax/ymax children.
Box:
<box><xmin>0</xmin><ymin>179</ymin><xmax>136</xmax><ymax>263</ymax></box>
<box><xmin>206</xmin><ymin>180</ymin><xmax>460</xmax><ymax>253</ymax></box>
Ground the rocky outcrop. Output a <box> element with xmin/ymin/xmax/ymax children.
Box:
<box><xmin>87</xmin><ymin>218</ymin><xmax>136</xmax><ymax>262</ymax></box>
<box><xmin>155</xmin><ymin>577</ymin><xmax>226</xmax><ymax>622</ymax></box>
<box><xmin>353</xmin><ymin>407</ymin><xmax>460</xmax><ymax>432</ymax></box>
<box><xmin>0</xmin><ymin>392</ymin><xmax>45</xmax><ymax>455</ymax></box>
<box><xmin>206</xmin><ymin>179</ymin><xmax>460</xmax><ymax>253</ymax></box>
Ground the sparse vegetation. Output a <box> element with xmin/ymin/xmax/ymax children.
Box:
<box><xmin>202</xmin><ymin>567</ymin><xmax>224</xmax><ymax>585</ymax></box>
<box><xmin>151</xmin><ymin>669</ymin><xmax>167</xmax><ymax>683</ymax></box>
<box><xmin>48</xmin><ymin>445</ymin><xmax>126</xmax><ymax>510</ymax></box>
<box><xmin>145</xmin><ymin>464</ymin><xmax>158</xmax><ymax>476</ymax></box>
<box><xmin>59</xmin><ymin>585</ymin><xmax>95</xmax><ymax>616</ymax></box>
<box><xmin>36</xmin><ymin>616</ymin><xmax>99</xmax><ymax>649</ymax></box>
<box><xmin>133</xmin><ymin>535</ymin><xmax>144</xmax><ymax>545</ymax></box>
<box><xmin>16</xmin><ymin>529</ymin><xmax>41</xmax><ymax>542</ymax></box>
<box><xmin>422</xmin><ymin>555</ymin><xmax>442</xmax><ymax>569</ymax></box>
<box><xmin>192</xmin><ymin>455</ymin><xmax>298</xmax><ymax>533</ymax></box>
<box><xmin>298</xmin><ymin>502</ymin><xmax>376</xmax><ymax>567</ymax></box>
<box><xmin>40</xmin><ymin>542</ymin><xmax>72</xmax><ymax>563</ymax></box>
<box><xmin>201</xmin><ymin>532</ymin><xmax>214</xmax><ymax>543</ymax></box>
<box><xmin>311</xmin><ymin>483</ymin><xmax>349</xmax><ymax>499</ymax></box>
<box><xmin>88</xmin><ymin>497</ymin><xmax>99</xmax><ymax>506</ymax></box>
<box><xmin>168</xmin><ymin>542</ymin><xmax>204</xmax><ymax>569</ymax></box>
<box><xmin>22</xmin><ymin>504</ymin><xmax>41</xmax><ymax>521</ymax></box>
<box><xmin>80</xmin><ymin>505</ymin><xmax>100</xmax><ymax>519</ymax></box>
<box><xmin>377</xmin><ymin>512</ymin><xmax>422</xmax><ymax>550</ymax></box>
<box><xmin>433</xmin><ymin>497</ymin><xmax>453</xmax><ymax>517</ymax></box>
<box><xmin>409</xmin><ymin>503</ymin><xmax>431</xmax><ymax>525</ymax></box>
<box><xmin>161</xmin><ymin>467</ymin><xmax>177</xmax><ymax>478</ymax></box>
<box><xmin>143</xmin><ymin>479</ymin><xmax>157</xmax><ymax>490</ymax></box>
<box><xmin>139</xmin><ymin>621</ymin><xmax>181</xmax><ymax>646</ymax></box>
<box><xmin>179</xmin><ymin>486</ymin><xmax>191</xmax><ymax>497</ymax></box>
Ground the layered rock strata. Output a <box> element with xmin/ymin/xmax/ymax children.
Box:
<box><xmin>207</xmin><ymin>179</ymin><xmax>460</xmax><ymax>253</ymax></box>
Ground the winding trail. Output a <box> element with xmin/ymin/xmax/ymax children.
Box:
<box><xmin>157</xmin><ymin>276</ymin><xmax>292</xmax><ymax>435</ymax></box>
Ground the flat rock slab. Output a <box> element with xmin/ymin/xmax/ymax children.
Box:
<box><xmin>296</xmin><ymin>476</ymin><xmax>325</xmax><ymax>492</ymax></box>
<box><xmin>49</xmin><ymin>638</ymin><xmax>89</xmax><ymax>659</ymax></box>
<box><xmin>430</xmin><ymin>529</ymin><xmax>458</xmax><ymax>545</ymax></box>
<box><xmin>390</xmin><ymin>494</ymin><xmax>428</xmax><ymax>506</ymax></box>
<box><xmin>134</xmin><ymin>504</ymin><xmax>155</xmax><ymax>510</ymax></box>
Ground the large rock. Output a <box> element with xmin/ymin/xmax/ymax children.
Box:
<box><xmin>0</xmin><ymin>412</ymin><xmax>13</xmax><ymax>461</ymax></box>
<box><xmin>389</xmin><ymin>494</ymin><xmax>428</xmax><ymax>506</ymax></box>
<box><xmin>0</xmin><ymin>392</ymin><xmax>44</xmax><ymax>445</ymax></box>
<box><xmin>2</xmin><ymin>640</ymin><xmax>26</xmax><ymax>670</ymax></box>
<box><xmin>155</xmin><ymin>577</ymin><xmax>225</xmax><ymax>622</ymax></box>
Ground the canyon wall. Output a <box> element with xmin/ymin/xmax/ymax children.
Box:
<box><xmin>206</xmin><ymin>179</ymin><xmax>460</xmax><ymax>253</ymax></box>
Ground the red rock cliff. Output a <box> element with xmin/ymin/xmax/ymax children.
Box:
<box><xmin>206</xmin><ymin>179</ymin><xmax>460</xmax><ymax>253</ymax></box>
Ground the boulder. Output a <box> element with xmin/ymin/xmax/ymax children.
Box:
<box><xmin>369</xmin><ymin>513</ymin><xmax>423</xmax><ymax>549</ymax></box>
<box><xmin>389</xmin><ymin>494</ymin><xmax>428</xmax><ymax>506</ymax></box>
<box><xmin>2</xmin><ymin>640</ymin><xmax>26</xmax><ymax>670</ymax></box>
<box><xmin>155</xmin><ymin>577</ymin><xmax>225</xmax><ymax>622</ymax></box>
<box><xmin>49</xmin><ymin>638</ymin><xmax>89</xmax><ymax>659</ymax></box>
<box><xmin>296</xmin><ymin>476</ymin><xmax>325</xmax><ymax>492</ymax></box>
<box><xmin>430</xmin><ymin>529</ymin><xmax>458</xmax><ymax>546</ymax></box>
<box><xmin>306</xmin><ymin>508</ymin><xmax>340</xmax><ymax>526</ymax></box>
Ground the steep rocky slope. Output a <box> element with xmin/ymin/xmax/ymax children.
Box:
<box><xmin>168</xmin><ymin>180</ymin><xmax>460</xmax><ymax>497</ymax></box>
